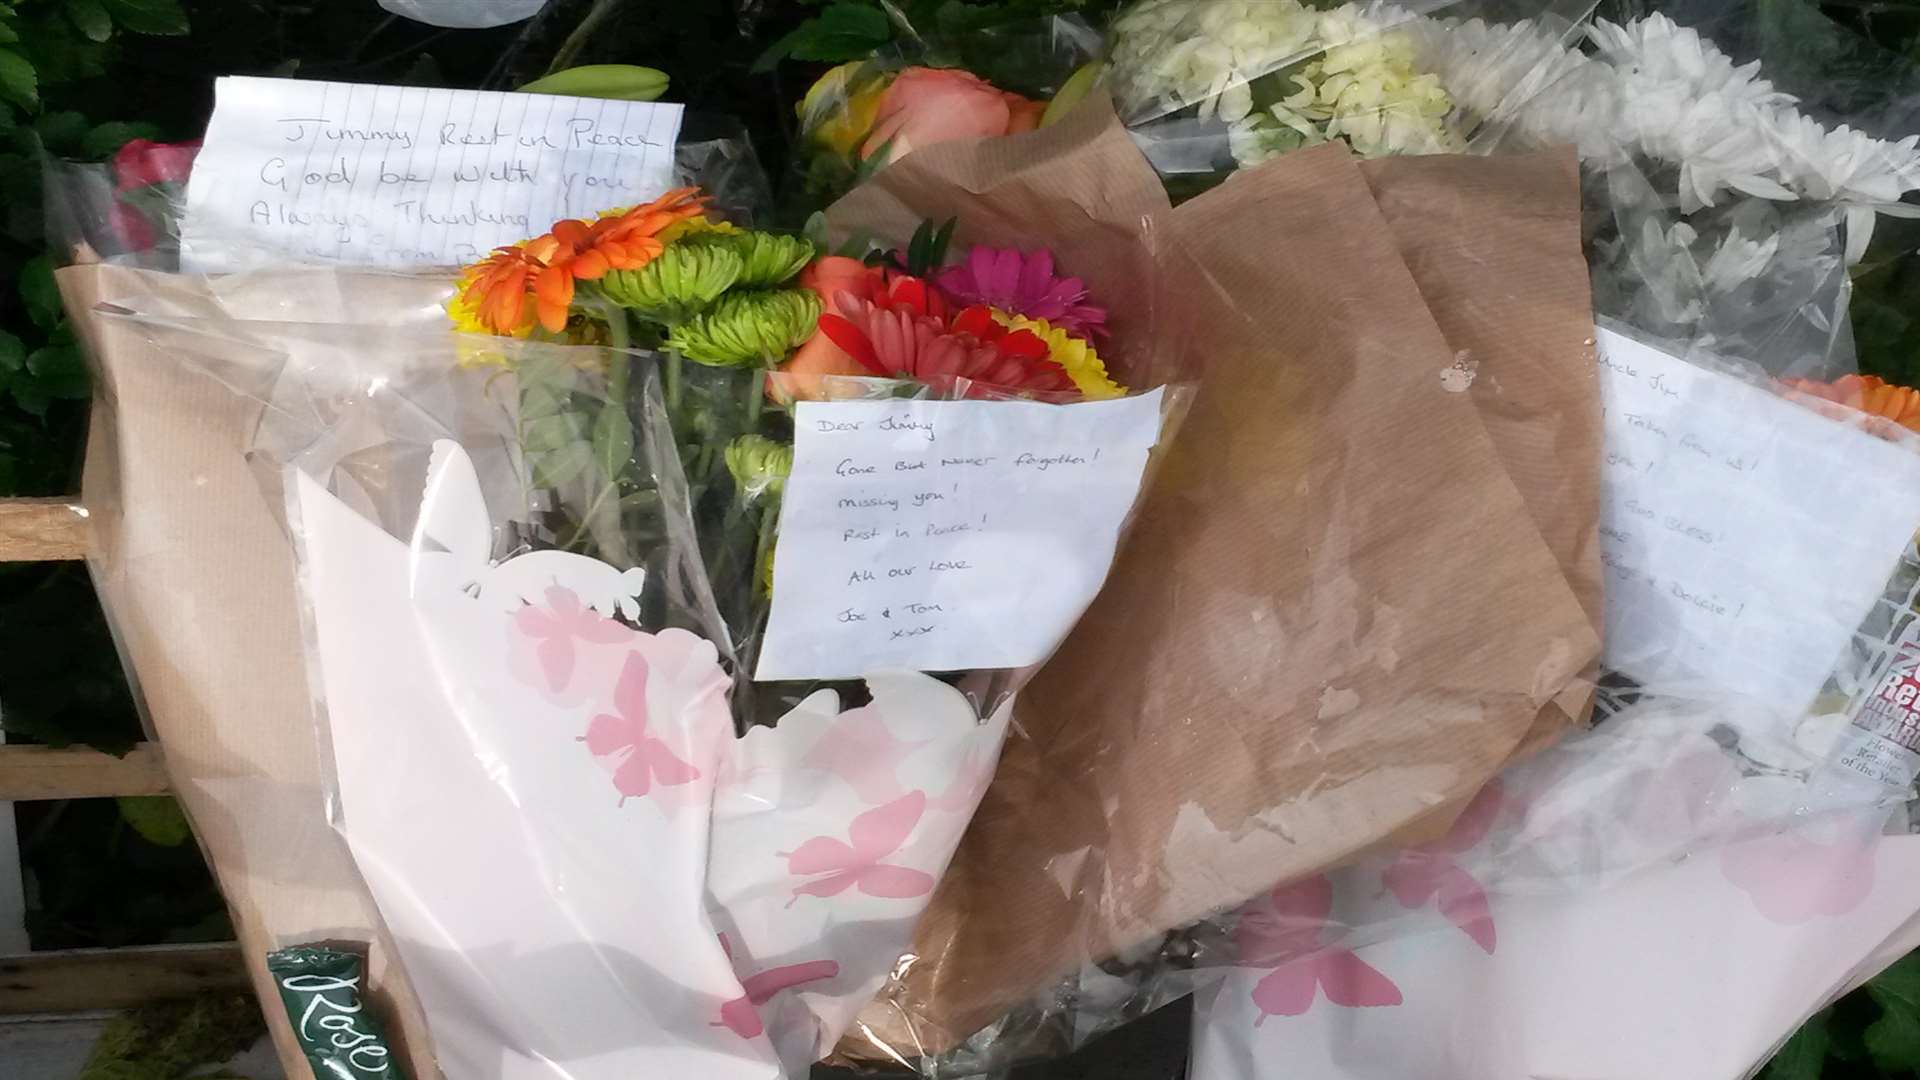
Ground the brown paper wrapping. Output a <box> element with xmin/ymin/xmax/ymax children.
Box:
<box><xmin>1361</xmin><ymin>150</ymin><xmax>1604</xmax><ymax>749</ymax></box>
<box><xmin>59</xmin><ymin>264</ymin><xmax>445</xmax><ymax>1080</ymax></box>
<box><xmin>835</xmin><ymin>108</ymin><xmax>1602</xmax><ymax>1058</ymax></box>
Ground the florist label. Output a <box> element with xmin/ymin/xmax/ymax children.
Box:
<box><xmin>1594</xmin><ymin>327</ymin><xmax>1920</xmax><ymax>715</ymax></box>
<box><xmin>756</xmin><ymin>391</ymin><xmax>1165</xmax><ymax>681</ymax></box>
<box><xmin>182</xmin><ymin>76</ymin><xmax>684</xmax><ymax>270</ymax></box>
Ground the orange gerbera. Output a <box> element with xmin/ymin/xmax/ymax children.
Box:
<box><xmin>461</xmin><ymin>188</ymin><xmax>710</xmax><ymax>335</ymax></box>
<box><xmin>1781</xmin><ymin>373</ymin><xmax>1920</xmax><ymax>434</ymax></box>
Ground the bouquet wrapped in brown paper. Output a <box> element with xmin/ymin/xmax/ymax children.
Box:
<box><xmin>820</xmin><ymin>97</ymin><xmax>1604</xmax><ymax>1067</ymax></box>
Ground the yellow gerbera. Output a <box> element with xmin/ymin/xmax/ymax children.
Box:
<box><xmin>448</xmin><ymin>261</ymin><xmax>532</xmax><ymax>368</ymax></box>
<box><xmin>993</xmin><ymin>313</ymin><xmax>1125</xmax><ymax>399</ymax></box>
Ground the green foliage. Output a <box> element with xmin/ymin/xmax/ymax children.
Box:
<box><xmin>1865</xmin><ymin>952</ymin><xmax>1920</xmax><ymax>1073</ymax></box>
<box><xmin>753</xmin><ymin>1</ymin><xmax>893</xmax><ymax>72</ymax></box>
<box><xmin>116</xmin><ymin>795</ymin><xmax>193</xmax><ymax>847</ymax></box>
<box><xmin>1766</xmin><ymin>1011</ymin><xmax>1831</xmax><ymax>1080</ymax></box>
<box><xmin>18</xmin><ymin>795</ymin><xmax>230</xmax><ymax>949</ymax></box>
<box><xmin>753</xmin><ymin>0</ymin><xmax>1117</xmax><ymax>73</ymax></box>
<box><xmin>79</xmin><ymin>993</ymin><xmax>263</xmax><ymax>1080</ymax></box>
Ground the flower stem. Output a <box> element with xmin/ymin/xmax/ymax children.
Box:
<box><xmin>605</xmin><ymin>308</ymin><xmax>632</xmax><ymax>403</ymax></box>
<box><xmin>666</xmin><ymin>351</ymin><xmax>685</xmax><ymax>415</ymax></box>
<box><xmin>561</xmin><ymin>309</ymin><xmax>634</xmax><ymax>555</ymax></box>
<box><xmin>751</xmin><ymin>498</ymin><xmax>780</xmax><ymax>599</ymax></box>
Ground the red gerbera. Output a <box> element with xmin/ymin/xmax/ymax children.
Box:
<box><xmin>816</xmin><ymin>273</ymin><xmax>1074</xmax><ymax>395</ymax></box>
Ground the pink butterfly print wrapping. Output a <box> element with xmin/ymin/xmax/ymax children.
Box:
<box><xmin>1234</xmin><ymin>876</ymin><xmax>1402</xmax><ymax>1024</ymax></box>
<box><xmin>1380</xmin><ymin>782</ymin><xmax>1503</xmax><ymax>953</ymax></box>
<box><xmin>706</xmin><ymin>672</ymin><xmax>1012</xmax><ymax>1073</ymax></box>
<box><xmin>295</xmin><ymin>446</ymin><xmax>780</xmax><ymax>1080</ymax></box>
<box><xmin>509</xmin><ymin>584</ymin><xmax>637</xmax><ymax>706</ymax></box>
<box><xmin>1191</xmin><ymin>812</ymin><xmax>1920</xmax><ymax>1080</ymax></box>
<box><xmin>783</xmin><ymin>792</ymin><xmax>938</xmax><ymax>904</ymax></box>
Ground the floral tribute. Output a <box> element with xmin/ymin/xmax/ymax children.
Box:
<box><xmin>448</xmin><ymin>190</ymin><xmax>1127</xmax><ymax>651</ymax></box>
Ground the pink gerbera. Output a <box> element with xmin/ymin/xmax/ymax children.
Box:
<box><xmin>933</xmin><ymin>245</ymin><xmax>1108</xmax><ymax>339</ymax></box>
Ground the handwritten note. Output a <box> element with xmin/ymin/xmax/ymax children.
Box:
<box><xmin>755</xmin><ymin>391</ymin><xmax>1166</xmax><ymax>681</ymax></box>
<box><xmin>1596</xmin><ymin>327</ymin><xmax>1920</xmax><ymax>713</ymax></box>
<box><xmin>181</xmin><ymin>76</ymin><xmax>684</xmax><ymax>270</ymax></box>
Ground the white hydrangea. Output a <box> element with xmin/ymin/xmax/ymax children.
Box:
<box><xmin>1110</xmin><ymin>0</ymin><xmax>1462</xmax><ymax>163</ymax></box>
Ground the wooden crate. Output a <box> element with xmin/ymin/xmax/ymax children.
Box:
<box><xmin>0</xmin><ymin>496</ymin><xmax>250</xmax><ymax>1014</ymax></box>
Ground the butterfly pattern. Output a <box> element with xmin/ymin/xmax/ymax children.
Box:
<box><xmin>1380</xmin><ymin>781</ymin><xmax>1503</xmax><ymax>953</ymax></box>
<box><xmin>515</xmin><ymin>585</ymin><xmax>636</xmax><ymax>693</ymax></box>
<box><xmin>582</xmin><ymin>651</ymin><xmax>702</xmax><ymax>804</ymax></box>
<box><xmin>780</xmin><ymin>791</ymin><xmax>936</xmax><ymax>906</ymax></box>
<box><xmin>1237</xmin><ymin>876</ymin><xmax>1402</xmax><ymax>1023</ymax></box>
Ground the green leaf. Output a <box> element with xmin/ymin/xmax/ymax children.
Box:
<box><xmin>752</xmin><ymin>1</ymin><xmax>893</xmax><ymax>72</ymax></box>
<box><xmin>0</xmin><ymin>329</ymin><xmax>22</xmax><ymax>373</ymax></box>
<box><xmin>1866</xmin><ymin>954</ymin><xmax>1920</xmax><ymax>1071</ymax></box>
<box><xmin>11</xmin><ymin>377</ymin><xmax>48</xmax><ymax>417</ymax></box>
<box><xmin>1764</xmin><ymin>1010</ymin><xmax>1830</xmax><ymax>1080</ymax></box>
<box><xmin>519</xmin><ymin>64</ymin><xmax>669</xmax><ymax>102</ymax></box>
<box><xmin>64</xmin><ymin>0</ymin><xmax>113</xmax><ymax>42</ymax></box>
<box><xmin>1868</xmin><ymin>952</ymin><xmax>1920</xmax><ymax>1011</ymax></box>
<box><xmin>20</xmin><ymin>254</ymin><xmax>60</xmax><ymax>331</ymax></box>
<box><xmin>114</xmin><ymin>796</ymin><xmax>191</xmax><ymax>847</ymax></box>
<box><xmin>27</xmin><ymin>344</ymin><xmax>90</xmax><ymax>399</ymax></box>
<box><xmin>0</xmin><ymin>47</ymin><xmax>37</xmax><ymax>109</ymax></box>
<box><xmin>80</xmin><ymin>119</ymin><xmax>161</xmax><ymax>159</ymax></box>
<box><xmin>98</xmin><ymin>0</ymin><xmax>187</xmax><ymax>35</ymax></box>
<box><xmin>930</xmin><ymin>217</ymin><xmax>957</xmax><ymax>267</ymax></box>
<box><xmin>591</xmin><ymin>404</ymin><xmax>634</xmax><ymax>483</ymax></box>
<box><xmin>32</xmin><ymin>109</ymin><xmax>87</xmax><ymax>153</ymax></box>
<box><xmin>531</xmin><ymin>443</ymin><xmax>591</xmax><ymax>490</ymax></box>
<box><xmin>1866</xmin><ymin>1004</ymin><xmax>1920</xmax><ymax>1072</ymax></box>
<box><xmin>0</xmin><ymin>22</ymin><xmax>18</xmax><ymax>45</ymax></box>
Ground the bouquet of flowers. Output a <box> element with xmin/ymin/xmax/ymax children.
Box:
<box><xmin>79</xmin><ymin>119</ymin><xmax>1175</xmax><ymax>1079</ymax></box>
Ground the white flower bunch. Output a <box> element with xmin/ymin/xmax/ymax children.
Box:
<box><xmin>1409</xmin><ymin>13</ymin><xmax>1920</xmax><ymax>217</ymax></box>
<box><xmin>1405</xmin><ymin>12</ymin><xmax>1889</xmax><ymax>359</ymax></box>
<box><xmin>1111</xmin><ymin>0</ymin><xmax>1461</xmax><ymax>163</ymax></box>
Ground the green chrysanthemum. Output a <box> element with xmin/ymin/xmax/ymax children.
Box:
<box><xmin>667</xmin><ymin>290</ymin><xmax>822</xmax><ymax>367</ymax></box>
<box><xmin>689</xmin><ymin>230</ymin><xmax>816</xmax><ymax>288</ymax></box>
<box><xmin>599</xmin><ymin>242</ymin><xmax>745</xmax><ymax>324</ymax></box>
<box><xmin>725</xmin><ymin>434</ymin><xmax>794</xmax><ymax>500</ymax></box>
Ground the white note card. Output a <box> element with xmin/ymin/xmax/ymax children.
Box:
<box><xmin>182</xmin><ymin>76</ymin><xmax>684</xmax><ymax>270</ymax></box>
<box><xmin>1596</xmin><ymin>327</ymin><xmax>1920</xmax><ymax>713</ymax></box>
<box><xmin>756</xmin><ymin>390</ymin><xmax>1166</xmax><ymax>681</ymax></box>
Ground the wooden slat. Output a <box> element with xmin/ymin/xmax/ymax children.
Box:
<box><xmin>0</xmin><ymin>944</ymin><xmax>249</xmax><ymax>1014</ymax></box>
<box><xmin>0</xmin><ymin>743</ymin><xmax>168</xmax><ymax>801</ymax></box>
<box><xmin>0</xmin><ymin>499</ymin><xmax>88</xmax><ymax>562</ymax></box>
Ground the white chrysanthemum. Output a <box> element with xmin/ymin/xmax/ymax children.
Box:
<box><xmin>1407</xmin><ymin>12</ymin><xmax>1920</xmax><ymax>215</ymax></box>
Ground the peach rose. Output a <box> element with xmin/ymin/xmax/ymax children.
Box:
<box><xmin>860</xmin><ymin>67</ymin><xmax>1041</xmax><ymax>161</ymax></box>
<box><xmin>1004</xmin><ymin>94</ymin><xmax>1046</xmax><ymax>135</ymax></box>
<box><xmin>773</xmin><ymin>256</ymin><xmax>881</xmax><ymax>402</ymax></box>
